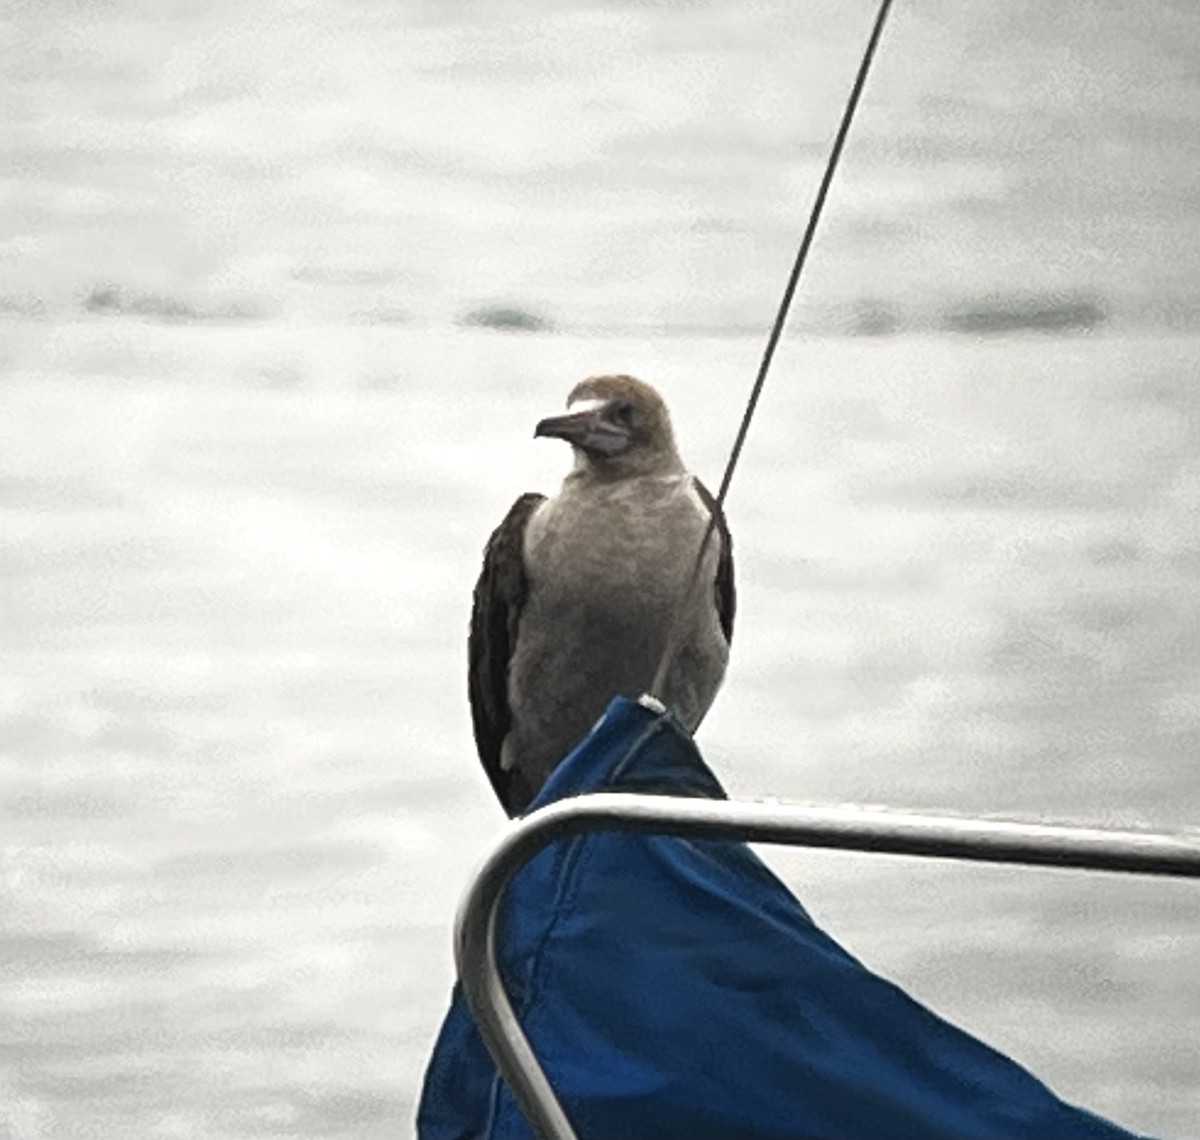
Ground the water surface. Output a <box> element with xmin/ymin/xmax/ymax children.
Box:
<box><xmin>4</xmin><ymin>2</ymin><xmax>1200</xmax><ymax>1137</ymax></box>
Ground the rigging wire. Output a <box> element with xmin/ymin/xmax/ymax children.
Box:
<box><xmin>650</xmin><ymin>0</ymin><xmax>896</xmax><ymax>701</ymax></box>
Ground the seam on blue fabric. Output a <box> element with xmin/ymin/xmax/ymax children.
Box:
<box><xmin>495</xmin><ymin>830</ymin><xmax>594</xmax><ymax>1133</ymax></box>
<box><xmin>514</xmin><ymin>832</ymin><xmax>591</xmax><ymax>1020</ymax></box>
<box><xmin>483</xmin><ymin>1067</ymin><xmax>503</xmax><ymax>1140</ymax></box>
<box><xmin>495</xmin><ymin>708</ymin><xmax>672</xmax><ymax>1130</ymax></box>
<box><xmin>609</xmin><ymin>711</ymin><xmax>673</xmax><ymax>786</ymax></box>
<box><xmin>523</xmin><ymin>704</ymin><xmax>668</xmax><ymax>1006</ymax></box>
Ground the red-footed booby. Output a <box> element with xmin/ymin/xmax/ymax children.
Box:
<box><xmin>469</xmin><ymin>374</ymin><xmax>735</xmax><ymax>816</ymax></box>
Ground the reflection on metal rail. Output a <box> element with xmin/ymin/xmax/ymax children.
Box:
<box><xmin>454</xmin><ymin>793</ymin><xmax>1200</xmax><ymax>1140</ymax></box>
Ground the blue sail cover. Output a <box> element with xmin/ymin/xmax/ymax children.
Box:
<box><xmin>418</xmin><ymin>697</ymin><xmax>1146</xmax><ymax>1140</ymax></box>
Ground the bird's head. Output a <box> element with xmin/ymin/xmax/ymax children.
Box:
<box><xmin>535</xmin><ymin>374</ymin><xmax>683</xmax><ymax>480</ymax></box>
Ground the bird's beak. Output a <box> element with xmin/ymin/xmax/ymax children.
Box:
<box><xmin>534</xmin><ymin>404</ymin><xmax>632</xmax><ymax>457</ymax></box>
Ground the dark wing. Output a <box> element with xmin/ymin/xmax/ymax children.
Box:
<box><xmin>692</xmin><ymin>477</ymin><xmax>735</xmax><ymax>644</ymax></box>
<box><xmin>468</xmin><ymin>492</ymin><xmax>545</xmax><ymax>816</ymax></box>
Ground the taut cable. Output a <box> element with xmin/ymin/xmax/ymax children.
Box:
<box><xmin>650</xmin><ymin>0</ymin><xmax>896</xmax><ymax>702</ymax></box>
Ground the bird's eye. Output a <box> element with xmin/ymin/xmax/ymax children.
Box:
<box><xmin>611</xmin><ymin>400</ymin><xmax>635</xmax><ymax>427</ymax></box>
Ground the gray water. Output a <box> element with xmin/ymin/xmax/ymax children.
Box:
<box><xmin>3</xmin><ymin>2</ymin><xmax>1200</xmax><ymax>1137</ymax></box>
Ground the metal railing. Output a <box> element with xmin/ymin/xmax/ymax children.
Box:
<box><xmin>454</xmin><ymin>792</ymin><xmax>1200</xmax><ymax>1140</ymax></box>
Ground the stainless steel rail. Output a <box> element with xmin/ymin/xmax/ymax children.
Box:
<box><xmin>454</xmin><ymin>793</ymin><xmax>1200</xmax><ymax>1140</ymax></box>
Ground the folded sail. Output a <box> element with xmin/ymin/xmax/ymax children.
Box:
<box><xmin>418</xmin><ymin>697</ymin><xmax>1147</xmax><ymax>1140</ymax></box>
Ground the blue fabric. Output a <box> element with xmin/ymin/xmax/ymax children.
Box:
<box><xmin>418</xmin><ymin>697</ymin><xmax>1147</xmax><ymax>1140</ymax></box>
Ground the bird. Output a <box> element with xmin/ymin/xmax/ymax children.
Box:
<box><xmin>469</xmin><ymin>374</ymin><xmax>735</xmax><ymax>817</ymax></box>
